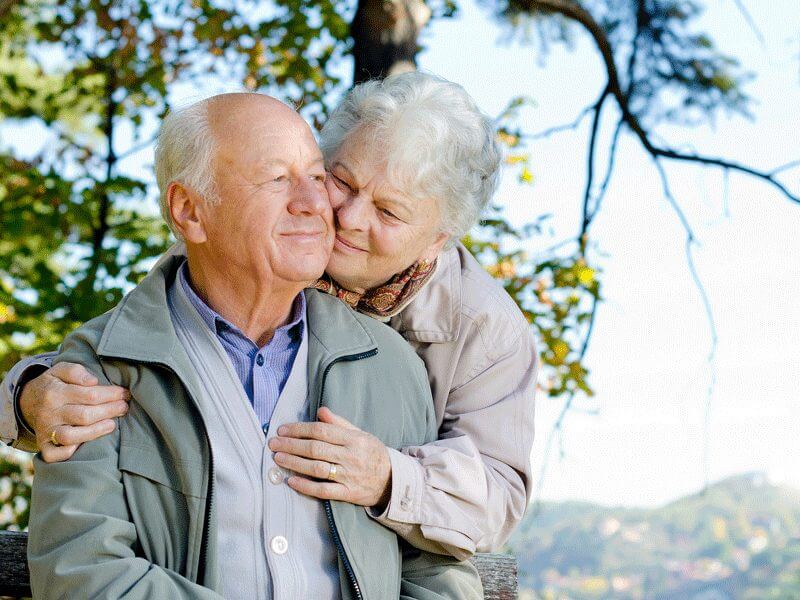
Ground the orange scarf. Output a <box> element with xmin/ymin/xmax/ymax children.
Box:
<box><xmin>312</xmin><ymin>259</ymin><xmax>437</xmax><ymax>320</ymax></box>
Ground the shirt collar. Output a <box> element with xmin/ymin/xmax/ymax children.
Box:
<box><xmin>177</xmin><ymin>260</ymin><xmax>306</xmax><ymax>343</ymax></box>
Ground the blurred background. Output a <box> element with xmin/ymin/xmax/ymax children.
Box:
<box><xmin>1</xmin><ymin>0</ymin><xmax>798</xmax><ymax>597</ymax></box>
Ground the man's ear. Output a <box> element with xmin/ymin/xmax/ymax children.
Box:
<box><xmin>168</xmin><ymin>182</ymin><xmax>207</xmax><ymax>243</ymax></box>
<box><xmin>419</xmin><ymin>232</ymin><xmax>450</xmax><ymax>263</ymax></box>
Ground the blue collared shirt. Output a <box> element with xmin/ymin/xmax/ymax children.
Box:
<box><xmin>177</xmin><ymin>261</ymin><xmax>305</xmax><ymax>431</ymax></box>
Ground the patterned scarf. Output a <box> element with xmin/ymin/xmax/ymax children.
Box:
<box><xmin>312</xmin><ymin>258</ymin><xmax>437</xmax><ymax>320</ymax></box>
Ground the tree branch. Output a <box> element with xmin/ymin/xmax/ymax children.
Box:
<box><xmin>0</xmin><ymin>0</ymin><xmax>19</xmax><ymax>20</ymax></box>
<box><xmin>532</xmin><ymin>292</ymin><xmax>599</xmax><ymax>512</ymax></box>
<box><xmin>524</xmin><ymin>104</ymin><xmax>593</xmax><ymax>140</ymax></box>
<box><xmin>580</xmin><ymin>85</ymin><xmax>610</xmax><ymax>240</ymax></box>
<box><xmin>730</xmin><ymin>0</ymin><xmax>765</xmax><ymax>46</ymax></box>
<box><xmin>523</xmin><ymin>0</ymin><xmax>799</xmax><ymax>204</ymax></box>
<box><xmin>588</xmin><ymin>117</ymin><xmax>624</xmax><ymax>224</ymax></box>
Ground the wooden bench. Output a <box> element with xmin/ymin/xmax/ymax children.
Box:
<box><xmin>0</xmin><ymin>530</ymin><xmax>517</xmax><ymax>598</ymax></box>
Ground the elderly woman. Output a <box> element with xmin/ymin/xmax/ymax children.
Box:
<box><xmin>1</xmin><ymin>72</ymin><xmax>537</xmax><ymax>559</ymax></box>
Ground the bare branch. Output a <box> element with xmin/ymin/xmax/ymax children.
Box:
<box><xmin>770</xmin><ymin>159</ymin><xmax>800</xmax><ymax>176</ymax></box>
<box><xmin>654</xmin><ymin>160</ymin><xmax>719</xmax><ymax>493</ymax></box>
<box><xmin>522</xmin><ymin>0</ymin><xmax>800</xmax><ymax>204</ymax></box>
<box><xmin>730</xmin><ymin>0</ymin><xmax>766</xmax><ymax>47</ymax></box>
<box><xmin>589</xmin><ymin>117</ymin><xmax>624</xmax><ymax>223</ymax></box>
<box><xmin>525</xmin><ymin>104</ymin><xmax>594</xmax><ymax>140</ymax></box>
<box><xmin>532</xmin><ymin>293</ymin><xmax>599</xmax><ymax>512</ymax></box>
<box><xmin>580</xmin><ymin>86</ymin><xmax>610</xmax><ymax>240</ymax></box>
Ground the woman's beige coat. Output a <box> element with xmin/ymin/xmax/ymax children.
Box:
<box><xmin>377</xmin><ymin>243</ymin><xmax>538</xmax><ymax>559</ymax></box>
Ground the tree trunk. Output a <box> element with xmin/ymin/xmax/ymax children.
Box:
<box><xmin>350</xmin><ymin>0</ymin><xmax>431</xmax><ymax>84</ymax></box>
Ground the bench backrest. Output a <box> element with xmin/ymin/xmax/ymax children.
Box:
<box><xmin>0</xmin><ymin>530</ymin><xmax>518</xmax><ymax>599</ymax></box>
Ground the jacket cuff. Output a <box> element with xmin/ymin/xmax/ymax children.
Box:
<box><xmin>3</xmin><ymin>360</ymin><xmax>51</xmax><ymax>450</ymax></box>
<box><xmin>366</xmin><ymin>448</ymin><xmax>424</xmax><ymax>525</ymax></box>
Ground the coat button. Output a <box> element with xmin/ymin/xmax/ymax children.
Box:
<box><xmin>270</xmin><ymin>535</ymin><xmax>288</xmax><ymax>555</ymax></box>
<box><xmin>256</xmin><ymin>354</ymin><xmax>265</xmax><ymax>366</ymax></box>
<box><xmin>268</xmin><ymin>467</ymin><xmax>285</xmax><ymax>485</ymax></box>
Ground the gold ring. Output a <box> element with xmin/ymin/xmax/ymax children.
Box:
<box><xmin>50</xmin><ymin>429</ymin><xmax>62</xmax><ymax>447</ymax></box>
<box><xmin>327</xmin><ymin>463</ymin><xmax>338</xmax><ymax>481</ymax></box>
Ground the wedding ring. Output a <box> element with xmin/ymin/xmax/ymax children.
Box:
<box><xmin>50</xmin><ymin>429</ymin><xmax>62</xmax><ymax>447</ymax></box>
<box><xmin>327</xmin><ymin>463</ymin><xmax>338</xmax><ymax>481</ymax></box>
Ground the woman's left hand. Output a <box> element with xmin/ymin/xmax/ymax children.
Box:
<box><xmin>268</xmin><ymin>407</ymin><xmax>392</xmax><ymax>509</ymax></box>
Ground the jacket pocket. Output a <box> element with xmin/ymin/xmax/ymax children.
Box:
<box><xmin>119</xmin><ymin>442</ymin><xmax>204</xmax><ymax>497</ymax></box>
<box><xmin>118</xmin><ymin>442</ymin><xmax>205</xmax><ymax>578</ymax></box>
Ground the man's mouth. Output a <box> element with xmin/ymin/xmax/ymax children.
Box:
<box><xmin>334</xmin><ymin>234</ymin><xmax>367</xmax><ymax>253</ymax></box>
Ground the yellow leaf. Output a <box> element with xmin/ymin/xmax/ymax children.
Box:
<box><xmin>576</xmin><ymin>266</ymin><xmax>595</xmax><ymax>286</ymax></box>
<box><xmin>519</xmin><ymin>167</ymin><xmax>534</xmax><ymax>184</ymax></box>
<box><xmin>551</xmin><ymin>340</ymin><xmax>569</xmax><ymax>364</ymax></box>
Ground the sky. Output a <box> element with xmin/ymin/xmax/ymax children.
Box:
<box><xmin>417</xmin><ymin>0</ymin><xmax>800</xmax><ymax>506</ymax></box>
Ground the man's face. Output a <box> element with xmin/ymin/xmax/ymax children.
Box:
<box><xmin>201</xmin><ymin>97</ymin><xmax>333</xmax><ymax>288</ymax></box>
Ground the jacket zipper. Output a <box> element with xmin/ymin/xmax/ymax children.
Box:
<box><xmin>319</xmin><ymin>349</ymin><xmax>377</xmax><ymax>600</ymax></box>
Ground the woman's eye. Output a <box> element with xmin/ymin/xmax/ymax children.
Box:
<box><xmin>332</xmin><ymin>174</ymin><xmax>353</xmax><ymax>192</ymax></box>
<box><xmin>380</xmin><ymin>208</ymin><xmax>399</xmax><ymax>220</ymax></box>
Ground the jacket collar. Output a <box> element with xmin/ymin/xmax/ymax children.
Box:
<box><xmin>391</xmin><ymin>244</ymin><xmax>463</xmax><ymax>343</ymax></box>
<box><xmin>96</xmin><ymin>255</ymin><xmax>184</xmax><ymax>367</ymax></box>
<box><xmin>96</xmin><ymin>254</ymin><xmax>376</xmax><ymax>368</ymax></box>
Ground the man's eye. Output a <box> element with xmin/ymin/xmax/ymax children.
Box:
<box><xmin>273</xmin><ymin>175</ymin><xmax>287</xmax><ymax>182</ymax></box>
<box><xmin>312</xmin><ymin>173</ymin><xmax>326</xmax><ymax>182</ymax></box>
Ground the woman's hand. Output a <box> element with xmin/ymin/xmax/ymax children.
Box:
<box><xmin>19</xmin><ymin>362</ymin><xmax>130</xmax><ymax>463</ymax></box>
<box><xmin>268</xmin><ymin>407</ymin><xmax>392</xmax><ymax>509</ymax></box>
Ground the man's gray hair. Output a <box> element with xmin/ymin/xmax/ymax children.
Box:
<box><xmin>319</xmin><ymin>72</ymin><xmax>501</xmax><ymax>243</ymax></box>
<box><xmin>154</xmin><ymin>98</ymin><xmax>219</xmax><ymax>239</ymax></box>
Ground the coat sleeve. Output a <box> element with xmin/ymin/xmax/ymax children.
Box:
<box><xmin>370</xmin><ymin>323</ymin><xmax>538</xmax><ymax>560</ymax></box>
<box><xmin>0</xmin><ymin>352</ymin><xmax>55</xmax><ymax>451</ymax></box>
<box><xmin>27</xmin><ymin>328</ymin><xmax>224</xmax><ymax>600</ymax></box>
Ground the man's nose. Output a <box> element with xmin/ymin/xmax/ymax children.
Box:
<box><xmin>288</xmin><ymin>176</ymin><xmax>329</xmax><ymax>217</ymax></box>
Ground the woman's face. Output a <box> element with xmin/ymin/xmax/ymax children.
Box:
<box><xmin>324</xmin><ymin>130</ymin><xmax>449</xmax><ymax>293</ymax></box>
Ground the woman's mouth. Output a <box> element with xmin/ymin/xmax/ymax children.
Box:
<box><xmin>334</xmin><ymin>235</ymin><xmax>367</xmax><ymax>253</ymax></box>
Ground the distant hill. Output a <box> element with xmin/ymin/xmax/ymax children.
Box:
<box><xmin>507</xmin><ymin>473</ymin><xmax>800</xmax><ymax>599</ymax></box>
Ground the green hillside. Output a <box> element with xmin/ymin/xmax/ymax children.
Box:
<box><xmin>508</xmin><ymin>474</ymin><xmax>800</xmax><ymax>599</ymax></box>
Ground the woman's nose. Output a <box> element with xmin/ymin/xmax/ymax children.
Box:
<box><xmin>334</xmin><ymin>194</ymin><xmax>368</xmax><ymax>232</ymax></box>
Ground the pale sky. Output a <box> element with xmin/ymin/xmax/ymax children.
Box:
<box><xmin>419</xmin><ymin>0</ymin><xmax>800</xmax><ymax>506</ymax></box>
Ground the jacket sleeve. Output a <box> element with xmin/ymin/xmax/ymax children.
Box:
<box><xmin>0</xmin><ymin>352</ymin><xmax>55</xmax><ymax>451</ymax></box>
<box><xmin>27</xmin><ymin>329</ymin><xmax>223</xmax><ymax>600</ymax></box>
<box><xmin>370</xmin><ymin>324</ymin><xmax>538</xmax><ymax>560</ymax></box>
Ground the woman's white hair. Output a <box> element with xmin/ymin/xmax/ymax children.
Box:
<box><xmin>154</xmin><ymin>98</ymin><xmax>219</xmax><ymax>239</ymax></box>
<box><xmin>319</xmin><ymin>71</ymin><xmax>501</xmax><ymax>243</ymax></box>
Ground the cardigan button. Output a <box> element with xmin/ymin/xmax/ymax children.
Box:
<box><xmin>268</xmin><ymin>467</ymin><xmax>285</xmax><ymax>485</ymax></box>
<box><xmin>270</xmin><ymin>535</ymin><xmax>289</xmax><ymax>555</ymax></box>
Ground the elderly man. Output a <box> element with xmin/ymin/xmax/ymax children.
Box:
<box><xmin>23</xmin><ymin>93</ymin><xmax>477</xmax><ymax>599</ymax></box>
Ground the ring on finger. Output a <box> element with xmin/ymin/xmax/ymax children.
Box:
<box><xmin>327</xmin><ymin>462</ymin><xmax>338</xmax><ymax>481</ymax></box>
<box><xmin>50</xmin><ymin>429</ymin><xmax>62</xmax><ymax>447</ymax></box>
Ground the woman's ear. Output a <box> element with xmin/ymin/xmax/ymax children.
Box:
<box><xmin>168</xmin><ymin>182</ymin><xmax>208</xmax><ymax>244</ymax></box>
<box><xmin>419</xmin><ymin>232</ymin><xmax>450</xmax><ymax>263</ymax></box>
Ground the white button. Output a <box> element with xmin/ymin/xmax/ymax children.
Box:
<box><xmin>270</xmin><ymin>535</ymin><xmax>288</xmax><ymax>555</ymax></box>
<box><xmin>268</xmin><ymin>467</ymin><xmax>285</xmax><ymax>485</ymax></box>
